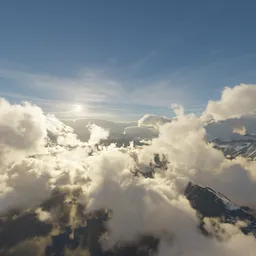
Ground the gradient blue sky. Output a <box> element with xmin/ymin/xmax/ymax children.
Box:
<box><xmin>0</xmin><ymin>0</ymin><xmax>256</xmax><ymax>120</ymax></box>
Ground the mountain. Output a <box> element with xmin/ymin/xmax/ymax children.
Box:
<box><xmin>1</xmin><ymin>182</ymin><xmax>255</xmax><ymax>256</ymax></box>
<box><xmin>184</xmin><ymin>182</ymin><xmax>256</xmax><ymax>236</ymax></box>
<box><xmin>43</xmin><ymin>183</ymin><xmax>256</xmax><ymax>255</ymax></box>
<box><xmin>212</xmin><ymin>138</ymin><xmax>256</xmax><ymax>160</ymax></box>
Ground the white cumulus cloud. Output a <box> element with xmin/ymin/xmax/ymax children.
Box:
<box><xmin>204</xmin><ymin>84</ymin><xmax>256</xmax><ymax>121</ymax></box>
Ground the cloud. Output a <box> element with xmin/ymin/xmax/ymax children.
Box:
<box><xmin>233</xmin><ymin>125</ymin><xmax>247</xmax><ymax>135</ymax></box>
<box><xmin>0</xmin><ymin>98</ymin><xmax>47</xmax><ymax>167</ymax></box>
<box><xmin>0</xmin><ymin>158</ymin><xmax>52</xmax><ymax>212</ymax></box>
<box><xmin>82</xmin><ymin>102</ymin><xmax>256</xmax><ymax>254</ymax></box>
<box><xmin>3</xmin><ymin>236</ymin><xmax>51</xmax><ymax>256</ymax></box>
<box><xmin>0</xmin><ymin>66</ymin><xmax>205</xmax><ymax>120</ymax></box>
<box><xmin>35</xmin><ymin>208</ymin><xmax>52</xmax><ymax>223</ymax></box>
<box><xmin>204</xmin><ymin>84</ymin><xmax>256</xmax><ymax>121</ymax></box>
<box><xmin>62</xmin><ymin>118</ymin><xmax>137</xmax><ymax>142</ymax></box>
<box><xmin>87</xmin><ymin>124</ymin><xmax>110</xmax><ymax>145</ymax></box>
<box><xmin>0</xmin><ymin>67</ymin><xmax>126</xmax><ymax>120</ymax></box>
<box><xmin>138</xmin><ymin>114</ymin><xmax>172</xmax><ymax>128</ymax></box>
<box><xmin>124</xmin><ymin>126</ymin><xmax>157</xmax><ymax>140</ymax></box>
<box><xmin>205</xmin><ymin>115</ymin><xmax>256</xmax><ymax>141</ymax></box>
<box><xmin>0</xmin><ymin>68</ymin><xmax>123</xmax><ymax>103</ymax></box>
<box><xmin>0</xmin><ymin>86</ymin><xmax>256</xmax><ymax>255</ymax></box>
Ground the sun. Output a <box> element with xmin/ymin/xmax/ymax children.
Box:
<box><xmin>73</xmin><ymin>104</ymin><xmax>83</xmax><ymax>112</ymax></box>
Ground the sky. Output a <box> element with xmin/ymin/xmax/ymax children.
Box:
<box><xmin>0</xmin><ymin>0</ymin><xmax>256</xmax><ymax>120</ymax></box>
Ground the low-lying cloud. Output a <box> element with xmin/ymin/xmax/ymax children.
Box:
<box><xmin>0</xmin><ymin>83</ymin><xmax>256</xmax><ymax>255</ymax></box>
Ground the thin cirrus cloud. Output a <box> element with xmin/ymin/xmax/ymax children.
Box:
<box><xmin>0</xmin><ymin>66</ymin><xmax>205</xmax><ymax>120</ymax></box>
<box><xmin>0</xmin><ymin>67</ymin><xmax>121</xmax><ymax>101</ymax></box>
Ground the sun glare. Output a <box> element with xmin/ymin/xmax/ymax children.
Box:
<box><xmin>73</xmin><ymin>104</ymin><xmax>83</xmax><ymax>112</ymax></box>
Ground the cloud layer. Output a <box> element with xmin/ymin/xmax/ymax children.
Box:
<box><xmin>0</xmin><ymin>83</ymin><xmax>256</xmax><ymax>255</ymax></box>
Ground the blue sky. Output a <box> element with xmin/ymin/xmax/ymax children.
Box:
<box><xmin>0</xmin><ymin>0</ymin><xmax>256</xmax><ymax>120</ymax></box>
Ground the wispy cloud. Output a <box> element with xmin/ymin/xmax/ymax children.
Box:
<box><xmin>0</xmin><ymin>67</ymin><xmax>123</xmax><ymax>101</ymax></box>
<box><xmin>0</xmin><ymin>64</ymin><xmax>205</xmax><ymax>120</ymax></box>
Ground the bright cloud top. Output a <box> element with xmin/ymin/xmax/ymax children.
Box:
<box><xmin>204</xmin><ymin>84</ymin><xmax>256</xmax><ymax>121</ymax></box>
